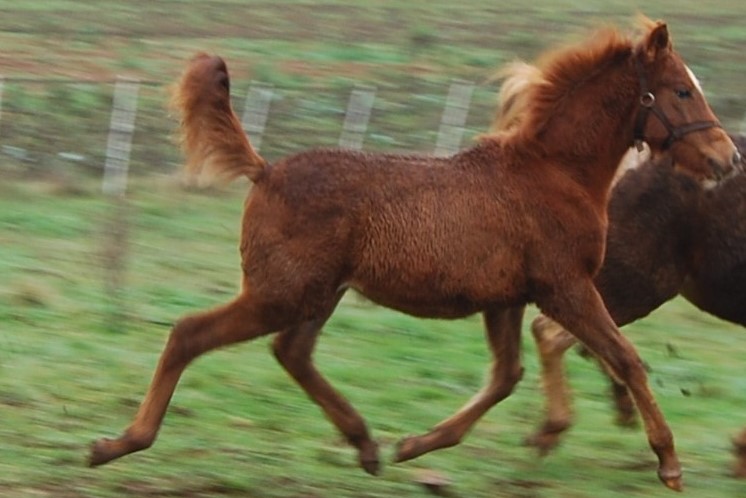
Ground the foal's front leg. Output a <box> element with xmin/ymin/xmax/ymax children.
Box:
<box><xmin>539</xmin><ymin>280</ymin><xmax>682</xmax><ymax>491</ymax></box>
<box><xmin>395</xmin><ymin>305</ymin><xmax>525</xmax><ymax>463</ymax></box>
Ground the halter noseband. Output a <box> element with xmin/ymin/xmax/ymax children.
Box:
<box><xmin>633</xmin><ymin>57</ymin><xmax>721</xmax><ymax>151</ymax></box>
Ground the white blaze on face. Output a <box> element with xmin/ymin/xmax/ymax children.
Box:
<box><xmin>685</xmin><ymin>65</ymin><xmax>704</xmax><ymax>95</ymax></box>
<box><xmin>701</xmin><ymin>178</ymin><xmax>719</xmax><ymax>191</ymax></box>
<box><xmin>612</xmin><ymin>144</ymin><xmax>650</xmax><ymax>188</ymax></box>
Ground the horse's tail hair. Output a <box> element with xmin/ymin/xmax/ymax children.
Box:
<box><xmin>170</xmin><ymin>52</ymin><xmax>267</xmax><ymax>184</ymax></box>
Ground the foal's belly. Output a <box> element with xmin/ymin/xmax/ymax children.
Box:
<box><xmin>348</xmin><ymin>213</ymin><xmax>531</xmax><ymax>318</ymax></box>
<box><xmin>348</xmin><ymin>272</ymin><xmax>529</xmax><ymax>319</ymax></box>
<box><xmin>355</xmin><ymin>287</ymin><xmax>483</xmax><ymax>319</ymax></box>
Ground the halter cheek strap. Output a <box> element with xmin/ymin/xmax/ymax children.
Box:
<box><xmin>633</xmin><ymin>57</ymin><xmax>721</xmax><ymax>151</ymax></box>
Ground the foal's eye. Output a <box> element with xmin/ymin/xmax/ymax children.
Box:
<box><xmin>675</xmin><ymin>88</ymin><xmax>693</xmax><ymax>99</ymax></box>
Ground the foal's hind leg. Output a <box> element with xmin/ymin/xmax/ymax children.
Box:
<box><xmin>525</xmin><ymin>314</ymin><xmax>577</xmax><ymax>454</ymax></box>
<box><xmin>395</xmin><ymin>305</ymin><xmax>525</xmax><ymax>463</ymax></box>
<box><xmin>272</xmin><ymin>293</ymin><xmax>380</xmax><ymax>475</ymax></box>
<box><xmin>89</xmin><ymin>295</ymin><xmax>276</xmax><ymax>466</ymax></box>
<box><xmin>539</xmin><ymin>281</ymin><xmax>681</xmax><ymax>491</ymax></box>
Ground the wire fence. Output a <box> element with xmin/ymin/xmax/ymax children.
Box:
<box><xmin>0</xmin><ymin>75</ymin><xmax>504</xmax><ymax>330</ymax></box>
<box><xmin>0</xmin><ymin>76</ymin><xmax>500</xmax><ymax>191</ymax></box>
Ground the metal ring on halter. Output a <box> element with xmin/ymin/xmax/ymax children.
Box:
<box><xmin>640</xmin><ymin>92</ymin><xmax>655</xmax><ymax>107</ymax></box>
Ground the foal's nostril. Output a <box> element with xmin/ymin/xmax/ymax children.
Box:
<box><xmin>734</xmin><ymin>150</ymin><xmax>744</xmax><ymax>169</ymax></box>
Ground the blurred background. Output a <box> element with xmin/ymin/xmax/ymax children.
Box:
<box><xmin>1</xmin><ymin>1</ymin><xmax>745</xmax><ymax>497</ymax></box>
<box><xmin>1</xmin><ymin>0</ymin><xmax>745</xmax><ymax>172</ymax></box>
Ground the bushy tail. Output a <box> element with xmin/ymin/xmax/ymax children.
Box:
<box><xmin>170</xmin><ymin>52</ymin><xmax>267</xmax><ymax>184</ymax></box>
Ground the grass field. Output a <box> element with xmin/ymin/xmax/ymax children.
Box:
<box><xmin>1</xmin><ymin>1</ymin><xmax>746</xmax><ymax>497</ymax></box>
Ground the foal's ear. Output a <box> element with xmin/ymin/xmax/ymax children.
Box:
<box><xmin>642</xmin><ymin>21</ymin><xmax>672</xmax><ymax>62</ymax></box>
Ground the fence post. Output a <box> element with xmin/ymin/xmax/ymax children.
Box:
<box><xmin>102</xmin><ymin>78</ymin><xmax>139</xmax><ymax>196</ymax></box>
<box><xmin>101</xmin><ymin>77</ymin><xmax>139</xmax><ymax>332</ymax></box>
<box><xmin>0</xmin><ymin>77</ymin><xmax>4</xmax><ymax>127</ymax></box>
<box><xmin>434</xmin><ymin>79</ymin><xmax>474</xmax><ymax>157</ymax></box>
<box><xmin>339</xmin><ymin>85</ymin><xmax>376</xmax><ymax>150</ymax></box>
<box><xmin>241</xmin><ymin>82</ymin><xmax>274</xmax><ymax>152</ymax></box>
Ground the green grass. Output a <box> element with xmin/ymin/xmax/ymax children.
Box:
<box><xmin>1</xmin><ymin>1</ymin><xmax>746</xmax><ymax>496</ymax></box>
<box><xmin>1</xmin><ymin>179</ymin><xmax>745</xmax><ymax>498</ymax></box>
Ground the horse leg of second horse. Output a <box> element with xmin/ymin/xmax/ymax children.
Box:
<box><xmin>600</xmin><ymin>360</ymin><xmax>638</xmax><ymax>427</ymax></box>
<box><xmin>395</xmin><ymin>306</ymin><xmax>525</xmax><ymax>462</ymax></box>
<box><xmin>525</xmin><ymin>314</ymin><xmax>577</xmax><ymax>453</ymax></box>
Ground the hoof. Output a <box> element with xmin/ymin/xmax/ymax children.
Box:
<box><xmin>359</xmin><ymin>441</ymin><xmax>380</xmax><ymax>476</ymax></box>
<box><xmin>614</xmin><ymin>411</ymin><xmax>638</xmax><ymax>428</ymax></box>
<box><xmin>523</xmin><ymin>431</ymin><xmax>560</xmax><ymax>456</ymax></box>
<box><xmin>89</xmin><ymin>433</ymin><xmax>149</xmax><ymax>467</ymax></box>
<box><xmin>361</xmin><ymin>457</ymin><xmax>380</xmax><ymax>476</ymax></box>
<box><xmin>658</xmin><ymin>468</ymin><xmax>683</xmax><ymax>492</ymax></box>
<box><xmin>394</xmin><ymin>435</ymin><xmax>420</xmax><ymax>463</ymax></box>
<box><xmin>89</xmin><ymin>438</ymin><xmax>117</xmax><ymax>467</ymax></box>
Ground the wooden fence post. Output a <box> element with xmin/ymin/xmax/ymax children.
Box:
<box><xmin>434</xmin><ymin>79</ymin><xmax>474</xmax><ymax>157</ymax></box>
<box><xmin>339</xmin><ymin>85</ymin><xmax>376</xmax><ymax>150</ymax></box>
<box><xmin>101</xmin><ymin>77</ymin><xmax>139</xmax><ymax>331</ymax></box>
<box><xmin>241</xmin><ymin>82</ymin><xmax>273</xmax><ymax>152</ymax></box>
<box><xmin>102</xmin><ymin>78</ymin><xmax>139</xmax><ymax>196</ymax></box>
<box><xmin>0</xmin><ymin>77</ymin><xmax>4</xmax><ymax>127</ymax></box>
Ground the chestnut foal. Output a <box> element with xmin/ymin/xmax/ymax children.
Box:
<box><xmin>90</xmin><ymin>21</ymin><xmax>740</xmax><ymax>490</ymax></box>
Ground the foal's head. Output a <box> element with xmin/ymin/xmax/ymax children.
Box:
<box><xmin>490</xmin><ymin>19</ymin><xmax>741</xmax><ymax>187</ymax></box>
<box><xmin>632</xmin><ymin>19</ymin><xmax>741</xmax><ymax>183</ymax></box>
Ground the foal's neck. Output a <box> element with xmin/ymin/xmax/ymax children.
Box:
<box><xmin>542</xmin><ymin>57</ymin><xmax>639</xmax><ymax>202</ymax></box>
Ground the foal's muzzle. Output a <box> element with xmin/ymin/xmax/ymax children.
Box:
<box><xmin>703</xmin><ymin>147</ymin><xmax>743</xmax><ymax>189</ymax></box>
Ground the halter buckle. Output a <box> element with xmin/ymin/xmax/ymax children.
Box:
<box><xmin>640</xmin><ymin>92</ymin><xmax>655</xmax><ymax>108</ymax></box>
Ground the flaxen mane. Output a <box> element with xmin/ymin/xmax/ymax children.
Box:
<box><xmin>489</xmin><ymin>61</ymin><xmax>541</xmax><ymax>133</ymax></box>
<box><xmin>491</xmin><ymin>28</ymin><xmax>633</xmax><ymax>152</ymax></box>
<box><xmin>491</xmin><ymin>58</ymin><xmax>650</xmax><ymax>183</ymax></box>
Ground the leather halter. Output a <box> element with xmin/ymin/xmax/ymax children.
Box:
<box><xmin>633</xmin><ymin>57</ymin><xmax>721</xmax><ymax>151</ymax></box>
